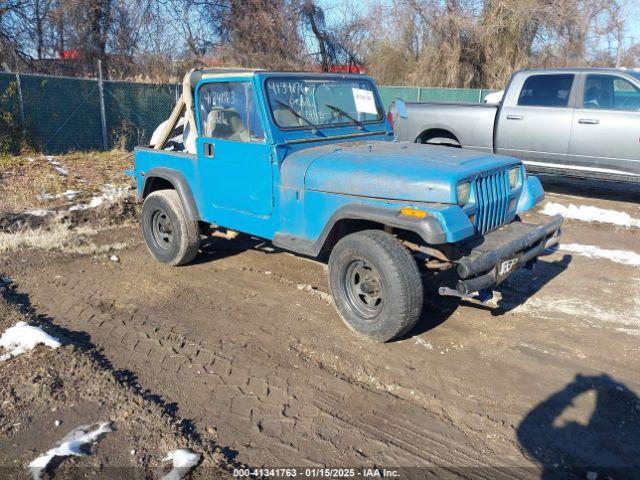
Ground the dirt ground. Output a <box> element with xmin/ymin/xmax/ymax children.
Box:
<box><xmin>0</xmin><ymin>284</ymin><xmax>235</xmax><ymax>479</ymax></box>
<box><xmin>0</xmin><ymin>178</ymin><xmax>639</xmax><ymax>479</ymax></box>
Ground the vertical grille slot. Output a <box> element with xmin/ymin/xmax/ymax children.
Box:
<box><xmin>472</xmin><ymin>171</ymin><xmax>510</xmax><ymax>235</ymax></box>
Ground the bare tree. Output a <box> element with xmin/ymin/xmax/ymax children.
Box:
<box><xmin>360</xmin><ymin>0</ymin><xmax>636</xmax><ymax>88</ymax></box>
<box><xmin>0</xmin><ymin>0</ymin><xmax>56</xmax><ymax>68</ymax></box>
<box><xmin>0</xmin><ymin>0</ymin><xmax>637</xmax><ymax>85</ymax></box>
<box><xmin>300</xmin><ymin>0</ymin><xmax>364</xmax><ymax>71</ymax></box>
<box><xmin>197</xmin><ymin>0</ymin><xmax>304</xmax><ymax>69</ymax></box>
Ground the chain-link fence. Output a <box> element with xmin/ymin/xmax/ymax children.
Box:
<box><xmin>0</xmin><ymin>72</ymin><xmax>179</xmax><ymax>154</ymax></box>
<box><xmin>0</xmin><ymin>71</ymin><xmax>494</xmax><ymax>154</ymax></box>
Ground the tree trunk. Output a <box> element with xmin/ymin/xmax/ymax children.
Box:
<box><xmin>304</xmin><ymin>0</ymin><xmax>329</xmax><ymax>71</ymax></box>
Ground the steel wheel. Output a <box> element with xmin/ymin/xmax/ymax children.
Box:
<box><xmin>342</xmin><ymin>259</ymin><xmax>384</xmax><ymax>319</ymax></box>
<box><xmin>141</xmin><ymin>190</ymin><xmax>200</xmax><ymax>266</ymax></box>
<box><xmin>328</xmin><ymin>230</ymin><xmax>423</xmax><ymax>342</ymax></box>
<box><xmin>150</xmin><ymin>208</ymin><xmax>174</xmax><ymax>250</ymax></box>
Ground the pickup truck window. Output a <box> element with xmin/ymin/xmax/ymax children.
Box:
<box><xmin>517</xmin><ymin>74</ymin><xmax>574</xmax><ymax>108</ymax></box>
<box><xmin>265</xmin><ymin>77</ymin><xmax>383</xmax><ymax>129</ymax></box>
<box><xmin>583</xmin><ymin>75</ymin><xmax>640</xmax><ymax>111</ymax></box>
<box><xmin>199</xmin><ymin>82</ymin><xmax>265</xmax><ymax>142</ymax></box>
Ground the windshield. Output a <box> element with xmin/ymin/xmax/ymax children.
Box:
<box><xmin>265</xmin><ymin>77</ymin><xmax>383</xmax><ymax>129</ymax></box>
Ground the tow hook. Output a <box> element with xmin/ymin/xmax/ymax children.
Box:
<box><xmin>438</xmin><ymin>286</ymin><xmax>494</xmax><ymax>303</ymax></box>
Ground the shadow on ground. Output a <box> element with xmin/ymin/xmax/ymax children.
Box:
<box><xmin>493</xmin><ymin>254</ymin><xmax>572</xmax><ymax>315</ymax></box>
<box><xmin>192</xmin><ymin>230</ymin><xmax>287</xmax><ymax>266</ymax></box>
<box><xmin>406</xmin><ymin>253</ymin><xmax>572</xmax><ymax>338</ymax></box>
<box><xmin>517</xmin><ymin>374</ymin><xmax>640</xmax><ymax>479</ymax></box>
<box><xmin>537</xmin><ymin>174</ymin><xmax>640</xmax><ymax>203</ymax></box>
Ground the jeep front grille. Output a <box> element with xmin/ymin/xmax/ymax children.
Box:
<box><xmin>472</xmin><ymin>171</ymin><xmax>510</xmax><ymax>235</ymax></box>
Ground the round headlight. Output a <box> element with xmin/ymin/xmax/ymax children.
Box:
<box><xmin>508</xmin><ymin>166</ymin><xmax>521</xmax><ymax>188</ymax></box>
<box><xmin>456</xmin><ymin>181</ymin><xmax>471</xmax><ymax>206</ymax></box>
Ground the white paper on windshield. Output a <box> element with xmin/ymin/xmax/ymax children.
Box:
<box><xmin>352</xmin><ymin>88</ymin><xmax>377</xmax><ymax>114</ymax></box>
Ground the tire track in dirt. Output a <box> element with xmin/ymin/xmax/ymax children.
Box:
<box><xmin>5</xmin><ymin>218</ymin><xmax>640</xmax><ymax>474</ymax></box>
<box><xmin>10</xmin><ymin>249</ymin><xmax>506</xmax><ymax>472</ymax></box>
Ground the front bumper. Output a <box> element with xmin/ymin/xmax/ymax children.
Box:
<box><xmin>455</xmin><ymin>215</ymin><xmax>563</xmax><ymax>295</ymax></box>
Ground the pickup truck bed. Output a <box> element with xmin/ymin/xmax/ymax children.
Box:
<box><xmin>394</xmin><ymin>101</ymin><xmax>497</xmax><ymax>153</ymax></box>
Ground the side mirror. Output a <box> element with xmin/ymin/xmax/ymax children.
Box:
<box><xmin>395</xmin><ymin>98</ymin><xmax>408</xmax><ymax>119</ymax></box>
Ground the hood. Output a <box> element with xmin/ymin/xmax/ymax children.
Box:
<box><xmin>281</xmin><ymin>141</ymin><xmax>519</xmax><ymax>204</ymax></box>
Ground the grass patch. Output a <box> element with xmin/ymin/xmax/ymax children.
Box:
<box><xmin>0</xmin><ymin>149</ymin><xmax>134</xmax><ymax>214</ymax></box>
<box><xmin>0</xmin><ymin>216</ymin><xmax>133</xmax><ymax>255</ymax></box>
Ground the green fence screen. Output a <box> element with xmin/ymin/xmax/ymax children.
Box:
<box><xmin>20</xmin><ymin>74</ymin><xmax>103</xmax><ymax>152</ymax></box>
<box><xmin>0</xmin><ymin>72</ymin><xmax>495</xmax><ymax>154</ymax></box>
<box><xmin>377</xmin><ymin>86</ymin><xmax>496</xmax><ymax>108</ymax></box>
<box><xmin>0</xmin><ymin>74</ymin><xmax>23</xmax><ymax>153</ymax></box>
<box><xmin>103</xmin><ymin>80</ymin><xmax>180</xmax><ymax>150</ymax></box>
<box><xmin>0</xmin><ymin>72</ymin><xmax>180</xmax><ymax>153</ymax></box>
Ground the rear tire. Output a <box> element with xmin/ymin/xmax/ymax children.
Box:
<box><xmin>328</xmin><ymin>230</ymin><xmax>423</xmax><ymax>342</ymax></box>
<box><xmin>141</xmin><ymin>189</ymin><xmax>200</xmax><ymax>266</ymax></box>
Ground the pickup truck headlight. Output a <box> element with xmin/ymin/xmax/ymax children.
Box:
<box><xmin>456</xmin><ymin>181</ymin><xmax>471</xmax><ymax>206</ymax></box>
<box><xmin>508</xmin><ymin>167</ymin><xmax>521</xmax><ymax>189</ymax></box>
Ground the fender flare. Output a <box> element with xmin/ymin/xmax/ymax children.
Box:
<box><xmin>273</xmin><ymin>203</ymin><xmax>447</xmax><ymax>257</ymax></box>
<box><xmin>140</xmin><ymin>167</ymin><xmax>201</xmax><ymax>221</ymax></box>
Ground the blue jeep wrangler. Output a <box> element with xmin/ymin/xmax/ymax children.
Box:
<box><xmin>132</xmin><ymin>68</ymin><xmax>563</xmax><ymax>342</ymax></box>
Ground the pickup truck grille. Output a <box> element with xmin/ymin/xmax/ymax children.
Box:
<box><xmin>472</xmin><ymin>171</ymin><xmax>510</xmax><ymax>235</ymax></box>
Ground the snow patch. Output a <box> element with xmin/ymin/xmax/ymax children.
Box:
<box><xmin>560</xmin><ymin>243</ymin><xmax>640</xmax><ymax>267</ymax></box>
<box><xmin>69</xmin><ymin>186</ymin><xmax>129</xmax><ymax>211</ymax></box>
<box><xmin>28</xmin><ymin>422</ymin><xmax>113</xmax><ymax>480</ymax></box>
<box><xmin>26</xmin><ymin>209</ymin><xmax>53</xmax><ymax>217</ymax></box>
<box><xmin>161</xmin><ymin>449</ymin><xmax>201</xmax><ymax>480</ymax></box>
<box><xmin>414</xmin><ymin>337</ymin><xmax>433</xmax><ymax>350</ymax></box>
<box><xmin>616</xmin><ymin>327</ymin><xmax>640</xmax><ymax>337</ymax></box>
<box><xmin>0</xmin><ymin>321</ymin><xmax>61</xmax><ymax>361</ymax></box>
<box><xmin>514</xmin><ymin>296</ymin><xmax>640</xmax><ymax>334</ymax></box>
<box><xmin>38</xmin><ymin>189</ymin><xmax>80</xmax><ymax>201</ymax></box>
<box><xmin>541</xmin><ymin>202</ymin><xmax>640</xmax><ymax>228</ymax></box>
<box><xmin>44</xmin><ymin>156</ymin><xmax>69</xmax><ymax>177</ymax></box>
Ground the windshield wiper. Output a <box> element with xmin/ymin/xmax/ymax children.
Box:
<box><xmin>325</xmin><ymin>104</ymin><xmax>364</xmax><ymax>129</ymax></box>
<box><xmin>274</xmin><ymin>100</ymin><xmax>319</xmax><ymax>133</ymax></box>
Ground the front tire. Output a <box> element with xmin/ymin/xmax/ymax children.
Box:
<box><xmin>328</xmin><ymin>230</ymin><xmax>423</xmax><ymax>342</ymax></box>
<box><xmin>141</xmin><ymin>189</ymin><xmax>200</xmax><ymax>266</ymax></box>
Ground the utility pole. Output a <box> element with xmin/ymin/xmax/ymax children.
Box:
<box><xmin>97</xmin><ymin>60</ymin><xmax>108</xmax><ymax>150</ymax></box>
<box><xmin>15</xmin><ymin>73</ymin><xmax>25</xmax><ymax>125</ymax></box>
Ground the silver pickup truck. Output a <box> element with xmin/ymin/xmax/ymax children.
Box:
<box><xmin>391</xmin><ymin>68</ymin><xmax>640</xmax><ymax>183</ymax></box>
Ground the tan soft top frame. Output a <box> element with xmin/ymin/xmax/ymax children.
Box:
<box><xmin>153</xmin><ymin>68</ymin><xmax>262</xmax><ymax>150</ymax></box>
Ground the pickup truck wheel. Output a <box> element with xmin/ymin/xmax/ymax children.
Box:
<box><xmin>328</xmin><ymin>230</ymin><xmax>423</xmax><ymax>342</ymax></box>
<box><xmin>141</xmin><ymin>190</ymin><xmax>200</xmax><ymax>266</ymax></box>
